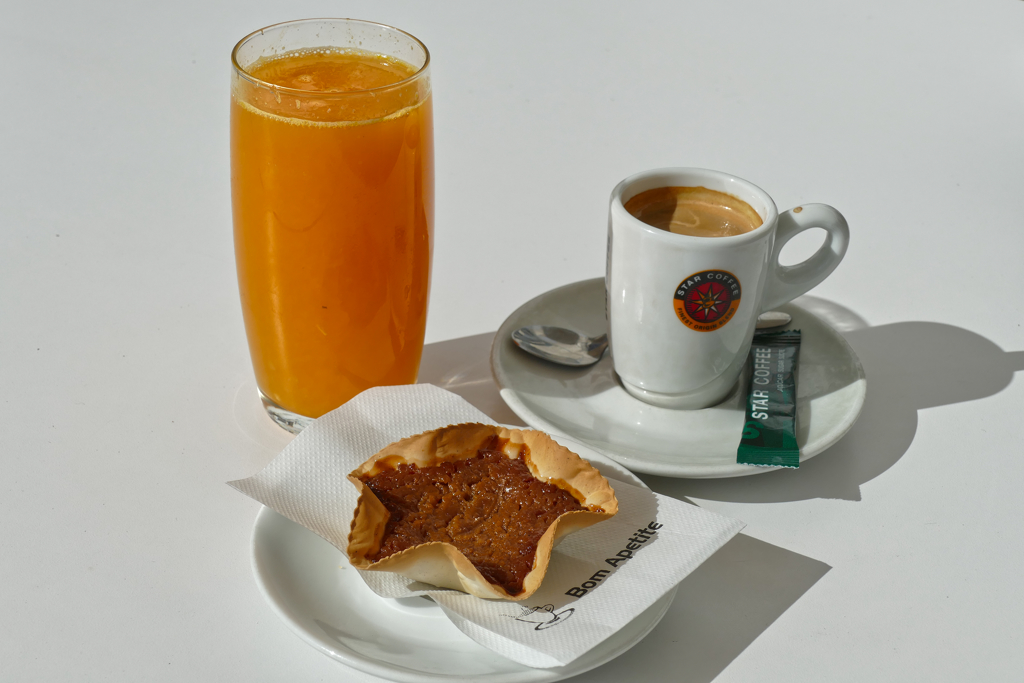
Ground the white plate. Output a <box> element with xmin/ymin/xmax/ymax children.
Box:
<box><xmin>251</xmin><ymin>441</ymin><xmax>677</xmax><ymax>683</ymax></box>
<box><xmin>491</xmin><ymin>278</ymin><xmax>866</xmax><ymax>478</ymax></box>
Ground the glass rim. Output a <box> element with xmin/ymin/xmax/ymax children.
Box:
<box><xmin>231</xmin><ymin>18</ymin><xmax>431</xmax><ymax>98</ymax></box>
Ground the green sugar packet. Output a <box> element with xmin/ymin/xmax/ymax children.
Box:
<box><xmin>737</xmin><ymin>330</ymin><xmax>801</xmax><ymax>468</ymax></box>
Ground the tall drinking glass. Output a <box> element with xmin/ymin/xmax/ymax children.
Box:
<box><xmin>231</xmin><ymin>19</ymin><xmax>433</xmax><ymax>432</ymax></box>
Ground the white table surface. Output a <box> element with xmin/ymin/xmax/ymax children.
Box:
<box><xmin>3</xmin><ymin>0</ymin><xmax>1023</xmax><ymax>680</ymax></box>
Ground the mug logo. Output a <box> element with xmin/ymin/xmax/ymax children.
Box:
<box><xmin>673</xmin><ymin>270</ymin><xmax>742</xmax><ymax>332</ymax></box>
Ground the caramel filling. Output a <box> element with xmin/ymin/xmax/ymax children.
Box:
<box><xmin>360</xmin><ymin>440</ymin><xmax>585</xmax><ymax>595</ymax></box>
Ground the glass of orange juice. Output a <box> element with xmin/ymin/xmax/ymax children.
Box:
<box><xmin>231</xmin><ymin>19</ymin><xmax>433</xmax><ymax>432</ymax></box>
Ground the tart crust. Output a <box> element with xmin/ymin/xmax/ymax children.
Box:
<box><xmin>346</xmin><ymin>423</ymin><xmax>618</xmax><ymax>600</ymax></box>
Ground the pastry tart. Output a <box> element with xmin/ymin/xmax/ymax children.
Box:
<box><xmin>346</xmin><ymin>423</ymin><xmax>618</xmax><ymax>600</ymax></box>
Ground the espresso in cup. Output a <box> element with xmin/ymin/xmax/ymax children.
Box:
<box><xmin>623</xmin><ymin>186</ymin><xmax>762</xmax><ymax>237</ymax></box>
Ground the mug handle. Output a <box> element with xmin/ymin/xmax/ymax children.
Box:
<box><xmin>760</xmin><ymin>203</ymin><xmax>849</xmax><ymax>312</ymax></box>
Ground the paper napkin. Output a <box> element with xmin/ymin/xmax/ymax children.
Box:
<box><xmin>229</xmin><ymin>384</ymin><xmax>744</xmax><ymax>668</ymax></box>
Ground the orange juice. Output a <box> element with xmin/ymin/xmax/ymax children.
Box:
<box><xmin>231</xmin><ymin>46</ymin><xmax>433</xmax><ymax>419</ymax></box>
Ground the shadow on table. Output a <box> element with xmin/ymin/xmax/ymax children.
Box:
<box><xmin>418</xmin><ymin>332</ymin><xmax>527</xmax><ymax>426</ymax></box>
<box><xmin>587</xmin><ymin>533</ymin><xmax>830</xmax><ymax>683</ymax></box>
<box><xmin>649</xmin><ymin>297</ymin><xmax>1024</xmax><ymax>503</ymax></box>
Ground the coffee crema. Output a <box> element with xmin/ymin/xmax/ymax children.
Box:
<box><xmin>624</xmin><ymin>186</ymin><xmax>762</xmax><ymax>237</ymax></box>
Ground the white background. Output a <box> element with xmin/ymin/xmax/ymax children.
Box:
<box><xmin>2</xmin><ymin>0</ymin><xmax>1023</xmax><ymax>681</ymax></box>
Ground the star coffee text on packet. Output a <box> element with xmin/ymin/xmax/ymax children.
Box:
<box><xmin>737</xmin><ymin>330</ymin><xmax>801</xmax><ymax>468</ymax></box>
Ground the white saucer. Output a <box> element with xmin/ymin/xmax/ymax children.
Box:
<box><xmin>251</xmin><ymin>441</ymin><xmax>677</xmax><ymax>683</ymax></box>
<box><xmin>491</xmin><ymin>278</ymin><xmax>866</xmax><ymax>478</ymax></box>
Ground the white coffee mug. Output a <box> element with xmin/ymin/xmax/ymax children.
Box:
<box><xmin>606</xmin><ymin>167</ymin><xmax>849</xmax><ymax>409</ymax></box>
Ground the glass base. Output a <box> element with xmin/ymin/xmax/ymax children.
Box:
<box><xmin>258</xmin><ymin>388</ymin><xmax>313</xmax><ymax>434</ymax></box>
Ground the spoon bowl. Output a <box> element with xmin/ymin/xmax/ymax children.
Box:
<box><xmin>511</xmin><ymin>326</ymin><xmax>608</xmax><ymax>367</ymax></box>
